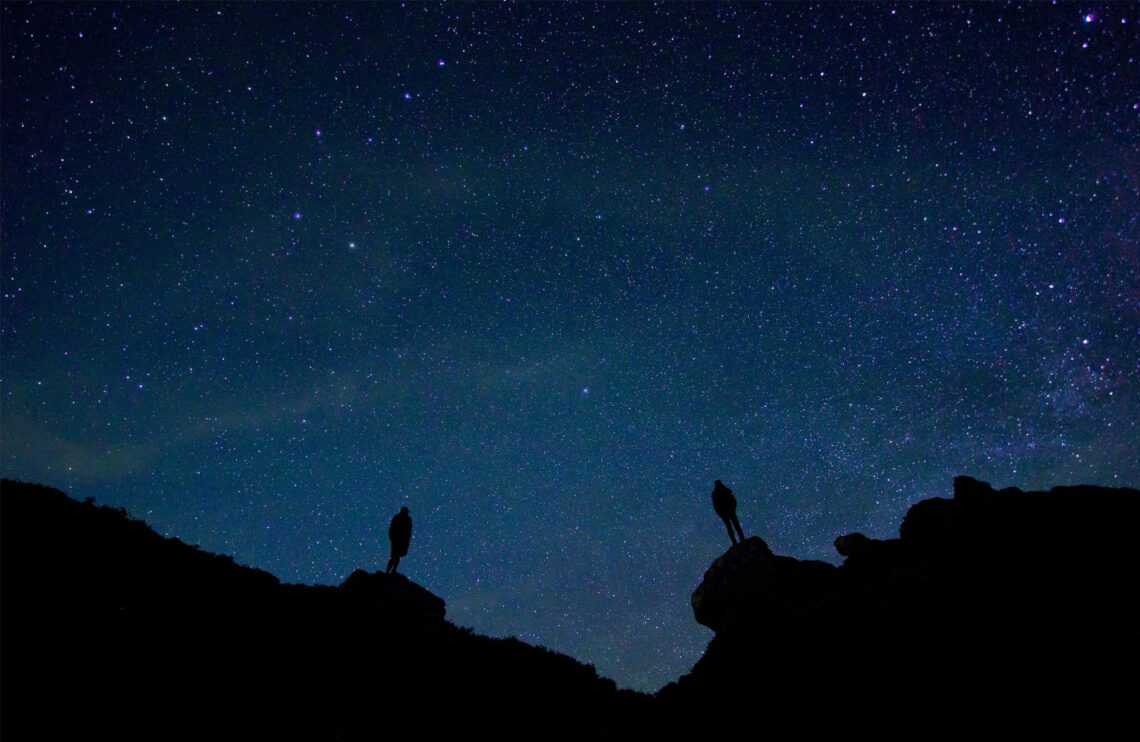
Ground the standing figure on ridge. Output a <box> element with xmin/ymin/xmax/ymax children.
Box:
<box><xmin>386</xmin><ymin>506</ymin><xmax>413</xmax><ymax>574</ymax></box>
<box><xmin>711</xmin><ymin>480</ymin><xmax>745</xmax><ymax>545</ymax></box>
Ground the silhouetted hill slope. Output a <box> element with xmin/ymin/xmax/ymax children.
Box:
<box><xmin>7</xmin><ymin>477</ymin><xmax>1139</xmax><ymax>740</ymax></box>
<box><xmin>1</xmin><ymin>480</ymin><xmax>647</xmax><ymax>741</ymax></box>
<box><xmin>663</xmin><ymin>476</ymin><xmax>1140</xmax><ymax>739</ymax></box>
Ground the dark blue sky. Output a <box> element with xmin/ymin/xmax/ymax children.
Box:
<box><xmin>3</xmin><ymin>2</ymin><xmax>1137</xmax><ymax>691</ymax></box>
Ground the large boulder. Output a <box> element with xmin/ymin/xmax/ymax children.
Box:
<box><xmin>338</xmin><ymin>569</ymin><xmax>447</xmax><ymax>622</ymax></box>
<box><xmin>691</xmin><ymin>536</ymin><xmax>836</xmax><ymax>633</ymax></box>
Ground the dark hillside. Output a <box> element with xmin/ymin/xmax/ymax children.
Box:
<box><xmin>1</xmin><ymin>480</ymin><xmax>646</xmax><ymax>741</ymax></box>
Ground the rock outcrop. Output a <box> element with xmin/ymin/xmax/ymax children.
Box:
<box><xmin>670</xmin><ymin>476</ymin><xmax>1140</xmax><ymax>739</ymax></box>
<box><xmin>339</xmin><ymin>568</ymin><xmax>447</xmax><ymax>622</ymax></box>
<box><xmin>691</xmin><ymin>536</ymin><xmax>835</xmax><ymax>633</ymax></box>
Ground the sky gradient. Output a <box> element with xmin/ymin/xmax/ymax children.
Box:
<box><xmin>3</xmin><ymin>2</ymin><xmax>1137</xmax><ymax>692</ymax></box>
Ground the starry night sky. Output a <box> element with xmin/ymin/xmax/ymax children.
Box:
<box><xmin>2</xmin><ymin>2</ymin><xmax>1137</xmax><ymax>692</ymax></box>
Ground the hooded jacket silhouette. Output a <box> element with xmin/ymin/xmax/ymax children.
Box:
<box><xmin>386</xmin><ymin>507</ymin><xmax>412</xmax><ymax>574</ymax></box>
<box><xmin>712</xmin><ymin>480</ymin><xmax>745</xmax><ymax>545</ymax></box>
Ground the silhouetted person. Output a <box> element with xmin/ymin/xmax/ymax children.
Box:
<box><xmin>712</xmin><ymin>480</ymin><xmax>745</xmax><ymax>545</ymax></box>
<box><xmin>386</xmin><ymin>507</ymin><xmax>412</xmax><ymax>574</ymax></box>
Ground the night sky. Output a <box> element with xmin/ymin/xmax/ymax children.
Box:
<box><xmin>2</xmin><ymin>2</ymin><xmax>1137</xmax><ymax>692</ymax></box>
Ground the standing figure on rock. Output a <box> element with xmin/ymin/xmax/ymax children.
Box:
<box><xmin>712</xmin><ymin>480</ymin><xmax>746</xmax><ymax>545</ymax></box>
<box><xmin>386</xmin><ymin>506</ymin><xmax>412</xmax><ymax>574</ymax></box>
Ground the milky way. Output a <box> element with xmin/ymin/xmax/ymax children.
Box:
<box><xmin>3</xmin><ymin>3</ymin><xmax>1137</xmax><ymax>691</ymax></box>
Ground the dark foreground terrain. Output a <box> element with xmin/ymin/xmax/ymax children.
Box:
<box><xmin>3</xmin><ymin>476</ymin><xmax>1138</xmax><ymax>739</ymax></box>
<box><xmin>1</xmin><ymin>480</ymin><xmax>645</xmax><ymax>740</ymax></box>
<box><xmin>667</xmin><ymin>475</ymin><xmax>1140</xmax><ymax>739</ymax></box>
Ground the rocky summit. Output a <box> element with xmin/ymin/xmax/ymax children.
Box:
<box><xmin>667</xmin><ymin>476</ymin><xmax>1140</xmax><ymax>738</ymax></box>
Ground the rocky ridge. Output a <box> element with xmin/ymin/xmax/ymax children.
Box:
<box><xmin>667</xmin><ymin>476</ymin><xmax>1140</xmax><ymax>738</ymax></box>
